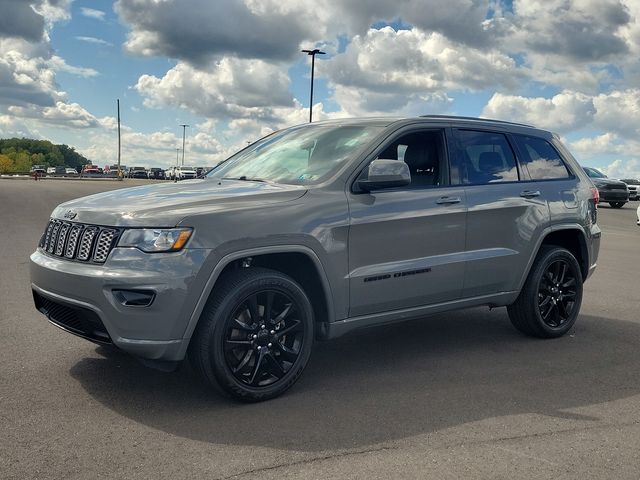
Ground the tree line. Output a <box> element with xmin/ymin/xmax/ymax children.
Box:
<box><xmin>0</xmin><ymin>138</ymin><xmax>91</xmax><ymax>174</ymax></box>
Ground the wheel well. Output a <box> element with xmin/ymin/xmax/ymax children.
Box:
<box><xmin>217</xmin><ymin>252</ymin><xmax>330</xmax><ymax>338</ymax></box>
<box><xmin>540</xmin><ymin>230</ymin><xmax>589</xmax><ymax>280</ymax></box>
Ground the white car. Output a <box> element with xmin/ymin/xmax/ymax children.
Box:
<box><xmin>622</xmin><ymin>179</ymin><xmax>640</xmax><ymax>200</ymax></box>
<box><xmin>175</xmin><ymin>165</ymin><xmax>197</xmax><ymax>180</ymax></box>
<box><xmin>46</xmin><ymin>167</ymin><xmax>56</xmax><ymax>174</ymax></box>
<box><xmin>65</xmin><ymin>168</ymin><xmax>77</xmax><ymax>176</ymax></box>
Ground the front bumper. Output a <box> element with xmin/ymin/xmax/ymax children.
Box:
<box><xmin>30</xmin><ymin>247</ymin><xmax>212</xmax><ymax>361</ymax></box>
<box><xmin>598</xmin><ymin>190</ymin><xmax>628</xmax><ymax>202</ymax></box>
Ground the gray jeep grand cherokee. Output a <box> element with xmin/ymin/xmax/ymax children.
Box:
<box><xmin>30</xmin><ymin>116</ymin><xmax>601</xmax><ymax>401</ymax></box>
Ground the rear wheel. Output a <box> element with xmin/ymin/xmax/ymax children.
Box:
<box><xmin>507</xmin><ymin>246</ymin><xmax>583</xmax><ymax>338</ymax></box>
<box><xmin>189</xmin><ymin>268</ymin><xmax>314</xmax><ymax>402</ymax></box>
<box><xmin>609</xmin><ymin>202</ymin><xmax>625</xmax><ymax>208</ymax></box>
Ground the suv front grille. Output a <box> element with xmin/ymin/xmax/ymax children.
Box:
<box><xmin>39</xmin><ymin>219</ymin><xmax>120</xmax><ymax>263</ymax></box>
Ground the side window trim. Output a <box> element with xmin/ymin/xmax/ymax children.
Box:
<box><xmin>350</xmin><ymin>126</ymin><xmax>451</xmax><ymax>194</ymax></box>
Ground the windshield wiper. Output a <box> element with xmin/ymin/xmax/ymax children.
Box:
<box><xmin>222</xmin><ymin>176</ymin><xmax>268</xmax><ymax>183</ymax></box>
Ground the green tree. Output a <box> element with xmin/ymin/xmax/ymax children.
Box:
<box><xmin>0</xmin><ymin>154</ymin><xmax>14</xmax><ymax>173</ymax></box>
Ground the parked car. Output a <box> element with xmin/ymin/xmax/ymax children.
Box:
<box><xmin>65</xmin><ymin>168</ymin><xmax>78</xmax><ymax>176</ymax></box>
<box><xmin>583</xmin><ymin>167</ymin><xmax>629</xmax><ymax>208</ymax></box>
<box><xmin>46</xmin><ymin>167</ymin><xmax>56</xmax><ymax>175</ymax></box>
<box><xmin>31</xmin><ymin>116</ymin><xmax>601</xmax><ymax>401</ymax></box>
<box><xmin>621</xmin><ymin>179</ymin><xmax>640</xmax><ymax>200</ymax></box>
<box><xmin>82</xmin><ymin>165</ymin><xmax>101</xmax><ymax>175</ymax></box>
<box><xmin>175</xmin><ymin>165</ymin><xmax>197</xmax><ymax>180</ymax></box>
<box><xmin>147</xmin><ymin>167</ymin><xmax>166</xmax><ymax>180</ymax></box>
<box><xmin>129</xmin><ymin>167</ymin><xmax>148</xmax><ymax>179</ymax></box>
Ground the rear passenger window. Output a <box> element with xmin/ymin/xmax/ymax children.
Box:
<box><xmin>451</xmin><ymin>130</ymin><xmax>518</xmax><ymax>184</ymax></box>
<box><xmin>513</xmin><ymin>135</ymin><xmax>570</xmax><ymax>180</ymax></box>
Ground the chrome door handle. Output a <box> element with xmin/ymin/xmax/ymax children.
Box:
<box><xmin>436</xmin><ymin>196</ymin><xmax>462</xmax><ymax>204</ymax></box>
<box><xmin>520</xmin><ymin>190</ymin><xmax>541</xmax><ymax>198</ymax></box>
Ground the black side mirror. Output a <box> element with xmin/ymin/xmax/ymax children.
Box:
<box><xmin>357</xmin><ymin>159</ymin><xmax>411</xmax><ymax>192</ymax></box>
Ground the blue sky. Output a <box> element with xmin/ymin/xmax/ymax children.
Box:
<box><xmin>0</xmin><ymin>0</ymin><xmax>639</xmax><ymax>177</ymax></box>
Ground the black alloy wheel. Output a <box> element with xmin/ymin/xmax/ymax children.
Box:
<box><xmin>537</xmin><ymin>259</ymin><xmax>578</xmax><ymax>328</ymax></box>
<box><xmin>223</xmin><ymin>290</ymin><xmax>304</xmax><ymax>387</ymax></box>
<box><xmin>508</xmin><ymin>246</ymin><xmax>583</xmax><ymax>338</ymax></box>
<box><xmin>189</xmin><ymin>267</ymin><xmax>314</xmax><ymax>402</ymax></box>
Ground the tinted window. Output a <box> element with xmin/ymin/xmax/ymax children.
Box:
<box><xmin>513</xmin><ymin>135</ymin><xmax>569</xmax><ymax>180</ymax></box>
<box><xmin>451</xmin><ymin>130</ymin><xmax>518</xmax><ymax>184</ymax></box>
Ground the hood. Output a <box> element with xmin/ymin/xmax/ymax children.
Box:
<box><xmin>52</xmin><ymin>179</ymin><xmax>307</xmax><ymax>227</ymax></box>
<box><xmin>591</xmin><ymin>177</ymin><xmax>627</xmax><ymax>188</ymax></box>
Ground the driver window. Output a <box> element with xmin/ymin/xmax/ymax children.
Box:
<box><xmin>376</xmin><ymin>130</ymin><xmax>445</xmax><ymax>188</ymax></box>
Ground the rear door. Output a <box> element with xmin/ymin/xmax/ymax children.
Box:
<box><xmin>347</xmin><ymin>127</ymin><xmax>467</xmax><ymax>317</ymax></box>
<box><xmin>450</xmin><ymin>128</ymin><xmax>549</xmax><ymax>297</ymax></box>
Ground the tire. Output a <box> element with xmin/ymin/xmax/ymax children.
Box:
<box><xmin>188</xmin><ymin>267</ymin><xmax>314</xmax><ymax>402</ymax></box>
<box><xmin>507</xmin><ymin>246</ymin><xmax>583</xmax><ymax>339</ymax></box>
<box><xmin>609</xmin><ymin>202</ymin><xmax>625</xmax><ymax>208</ymax></box>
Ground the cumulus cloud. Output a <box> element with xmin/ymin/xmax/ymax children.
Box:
<box><xmin>482</xmin><ymin>91</ymin><xmax>596</xmax><ymax>132</ymax></box>
<box><xmin>482</xmin><ymin>89</ymin><xmax>640</xmax><ymax>139</ymax></box>
<box><xmin>510</xmin><ymin>0</ymin><xmax>631</xmax><ymax>63</ymax></box>
<box><xmin>600</xmin><ymin>159</ymin><xmax>640</xmax><ymax>179</ymax></box>
<box><xmin>115</xmin><ymin>0</ymin><xmax>309</xmax><ymax>65</ymax></box>
<box><xmin>135</xmin><ymin>58</ymin><xmax>294</xmax><ymax>121</ymax></box>
<box><xmin>0</xmin><ymin>0</ymin><xmax>46</xmax><ymax>42</ymax></box>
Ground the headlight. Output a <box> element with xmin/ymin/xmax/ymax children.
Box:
<box><xmin>118</xmin><ymin>228</ymin><xmax>192</xmax><ymax>253</ymax></box>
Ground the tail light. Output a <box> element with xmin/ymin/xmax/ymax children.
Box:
<box><xmin>591</xmin><ymin>187</ymin><xmax>599</xmax><ymax>206</ymax></box>
<box><xmin>589</xmin><ymin>187</ymin><xmax>599</xmax><ymax>224</ymax></box>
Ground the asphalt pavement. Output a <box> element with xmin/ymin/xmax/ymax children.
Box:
<box><xmin>1</xmin><ymin>179</ymin><xmax>639</xmax><ymax>479</ymax></box>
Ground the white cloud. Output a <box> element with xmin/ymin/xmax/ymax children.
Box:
<box><xmin>135</xmin><ymin>58</ymin><xmax>294</xmax><ymax>121</ymax></box>
<box><xmin>600</xmin><ymin>159</ymin><xmax>640</xmax><ymax>179</ymax></box>
<box><xmin>79</xmin><ymin>7</ymin><xmax>106</xmax><ymax>21</ymax></box>
<box><xmin>48</xmin><ymin>55</ymin><xmax>99</xmax><ymax>77</ymax></box>
<box><xmin>75</xmin><ymin>36</ymin><xmax>113</xmax><ymax>47</ymax></box>
<box><xmin>482</xmin><ymin>91</ymin><xmax>596</xmax><ymax>132</ymax></box>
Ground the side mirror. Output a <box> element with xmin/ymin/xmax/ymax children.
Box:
<box><xmin>357</xmin><ymin>159</ymin><xmax>411</xmax><ymax>192</ymax></box>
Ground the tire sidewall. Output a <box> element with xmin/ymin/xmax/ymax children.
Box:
<box><xmin>208</xmin><ymin>272</ymin><xmax>314</xmax><ymax>400</ymax></box>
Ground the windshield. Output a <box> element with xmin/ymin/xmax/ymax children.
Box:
<box><xmin>207</xmin><ymin>124</ymin><xmax>382</xmax><ymax>185</ymax></box>
<box><xmin>583</xmin><ymin>167</ymin><xmax>607</xmax><ymax>178</ymax></box>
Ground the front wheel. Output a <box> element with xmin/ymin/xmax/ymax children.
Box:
<box><xmin>189</xmin><ymin>268</ymin><xmax>314</xmax><ymax>402</ymax></box>
<box><xmin>507</xmin><ymin>246</ymin><xmax>583</xmax><ymax>338</ymax></box>
<box><xmin>609</xmin><ymin>202</ymin><xmax>625</xmax><ymax>208</ymax></box>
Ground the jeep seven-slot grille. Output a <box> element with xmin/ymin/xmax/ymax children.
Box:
<box><xmin>39</xmin><ymin>219</ymin><xmax>120</xmax><ymax>263</ymax></box>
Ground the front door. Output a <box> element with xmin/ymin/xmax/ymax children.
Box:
<box><xmin>347</xmin><ymin>128</ymin><xmax>467</xmax><ymax>317</ymax></box>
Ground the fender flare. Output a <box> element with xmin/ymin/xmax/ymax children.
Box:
<box><xmin>180</xmin><ymin>244</ymin><xmax>336</xmax><ymax>345</ymax></box>
<box><xmin>516</xmin><ymin>223</ymin><xmax>591</xmax><ymax>293</ymax></box>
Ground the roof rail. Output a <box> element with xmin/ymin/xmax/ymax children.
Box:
<box><xmin>418</xmin><ymin>114</ymin><xmax>534</xmax><ymax>128</ymax></box>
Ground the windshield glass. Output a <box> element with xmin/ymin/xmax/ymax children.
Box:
<box><xmin>207</xmin><ymin>124</ymin><xmax>382</xmax><ymax>185</ymax></box>
<box><xmin>583</xmin><ymin>167</ymin><xmax>607</xmax><ymax>178</ymax></box>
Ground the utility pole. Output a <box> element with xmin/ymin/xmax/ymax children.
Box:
<box><xmin>117</xmin><ymin>99</ymin><xmax>122</xmax><ymax>178</ymax></box>
<box><xmin>301</xmin><ymin>49</ymin><xmax>325</xmax><ymax>122</ymax></box>
<box><xmin>179</xmin><ymin>124</ymin><xmax>189</xmax><ymax>166</ymax></box>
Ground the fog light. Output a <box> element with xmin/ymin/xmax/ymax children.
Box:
<box><xmin>113</xmin><ymin>289</ymin><xmax>155</xmax><ymax>307</ymax></box>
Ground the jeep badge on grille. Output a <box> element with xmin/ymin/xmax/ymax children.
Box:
<box><xmin>63</xmin><ymin>210</ymin><xmax>77</xmax><ymax>220</ymax></box>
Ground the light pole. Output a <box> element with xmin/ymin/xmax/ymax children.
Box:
<box><xmin>302</xmin><ymin>48</ymin><xmax>325</xmax><ymax>122</ymax></box>
<box><xmin>179</xmin><ymin>124</ymin><xmax>189</xmax><ymax>165</ymax></box>
<box><xmin>175</xmin><ymin>148</ymin><xmax>180</xmax><ymax>165</ymax></box>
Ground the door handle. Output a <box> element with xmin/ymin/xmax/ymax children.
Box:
<box><xmin>436</xmin><ymin>196</ymin><xmax>462</xmax><ymax>204</ymax></box>
<box><xmin>520</xmin><ymin>190</ymin><xmax>541</xmax><ymax>198</ymax></box>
